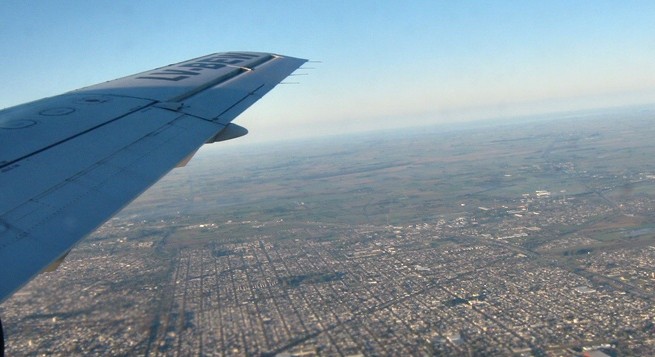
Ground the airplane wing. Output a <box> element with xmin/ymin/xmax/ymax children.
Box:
<box><xmin>0</xmin><ymin>51</ymin><xmax>307</xmax><ymax>302</ymax></box>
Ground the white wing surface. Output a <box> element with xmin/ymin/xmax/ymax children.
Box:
<box><xmin>0</xmin><ymin>52</ymin><xmax>306</xmax><ymax>302</ymax></box>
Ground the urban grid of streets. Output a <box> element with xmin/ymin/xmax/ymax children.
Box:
<box><xmin>4</xmin><ymin>188</ymin><xmax>655</xmax><ymax>356</ymax></box>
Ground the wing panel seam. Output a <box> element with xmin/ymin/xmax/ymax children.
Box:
<box><xmin>0</xmin><ymin>101</ymin><xmax>157</xmax><ymax>171</ymax></box>
<box><xmin>165</xmin><ymin>55</ymin><xmax>274</xmax><ymax>103</ymax></box>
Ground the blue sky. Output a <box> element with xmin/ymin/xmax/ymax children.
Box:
<box><xmin>1</xmin><ymin>1</ymin><xmax>655</xmax><ymax>142</ymax></box>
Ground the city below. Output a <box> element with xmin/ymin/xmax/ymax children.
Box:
<box><xmin>3</xmin><ymin>107</ymin><xmax>655</xmax><ymax>356</ymax></box>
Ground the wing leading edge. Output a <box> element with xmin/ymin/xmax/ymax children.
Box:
<box><xmin>0</xmin><ymin>52</ymin><xmax>307</xmax><ymax>302</ymax></box>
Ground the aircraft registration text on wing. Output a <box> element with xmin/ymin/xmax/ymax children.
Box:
<box><xmin>0</xmin><ymin>51</ymin><xmax>306</xmax><ymax>355</ymax></box>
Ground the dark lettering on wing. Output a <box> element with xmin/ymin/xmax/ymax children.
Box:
<box><xmin>136</xmin><ymin>53</ymin><xmax>261</xmax><ymax>81</ymax></box>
